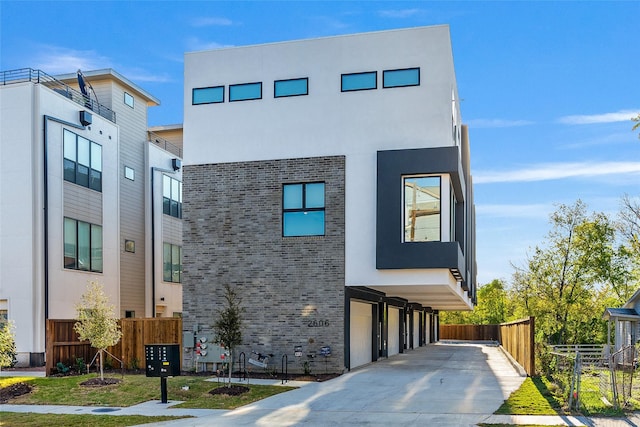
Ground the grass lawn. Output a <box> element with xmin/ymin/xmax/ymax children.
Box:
<box><xmin>1</xmin><ymin>374</ymin><xmax>295</xmax><ymax>409</ymax></box>
<box><xmin>0</xmin><ymin>412</ymin><xmax>189</xmax><ymax>427</ymax></box>
<box><xmin>494</xmin><ymin>377</ymin><xmax>564</xmax><ymax>415</ymax></box>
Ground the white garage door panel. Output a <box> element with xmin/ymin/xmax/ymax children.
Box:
<box><xmin>388</xmin><ymin>307</ymin><xmax>400</xmax><ymax>357</ymax></box>
<box><xmin>350</xmin><ymin>301</ymin><xmax>373</xmax><ymax>369</ymax></box>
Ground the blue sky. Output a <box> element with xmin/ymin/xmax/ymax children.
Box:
<box><xmin>2</xmin><ymin>1</ymin><xmax>639</xmax><ymax>286</ymax></box>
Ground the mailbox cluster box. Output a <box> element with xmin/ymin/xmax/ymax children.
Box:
<box><xmin>145</xmin><ymin>344</ymin><xmax>181</xmax><ymax>377</ymax></box>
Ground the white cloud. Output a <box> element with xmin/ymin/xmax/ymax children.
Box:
<box><xmin>475</xmin><ymin>161</ymin><xmax>640</xmax><ymax>184</ymax></box>
<box><xmin>120</xmin><ymin>68</ymin><xmax>172</xmax><ymax>83</ymax></box>
<box><xmin>558</xmin><ymin>109</ymin><xmax>639</xmax><ymax>125</ymax></box>
<box><xmin>191</xmin><ymin>17</ymin><xmax>233</xmax><ymax>27</ymax></box>
<box><xmin>378</xmin><ymin>9</ymin><xmax>422</xmax><ymax>18</ymax></box>
<box><xmin>33</xmin><ymin>45</ymin><xmax>112</xmax><ymax>74</ymax></box>
<box><xmin>186</xmin><ymin>37</ymin><xmax>234</xmax><ymax>52</ymax></box>
<box><xmin>466</xmin><ymin>118</ymin><xmax>534</xmax><ymax>128</ymax></box>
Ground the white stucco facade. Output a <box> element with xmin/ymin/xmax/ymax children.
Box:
<box><xmin>184</xmin><ymin>25</ymin><xmax>473</xmax><ymax>310</ymax></box>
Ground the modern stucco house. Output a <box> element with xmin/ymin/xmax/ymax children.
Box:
<box><xmin>182</xmin><ymin>25</ymin><xmax>476</xmax><ymax>372</ymax></box>
<box><xmin>0</xmin><ymin>68</ymin><xmax>183</xmax><ymax>366</ymax></box>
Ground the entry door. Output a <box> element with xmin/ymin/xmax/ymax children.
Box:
<box><xmin>350</xmin><ymin>301</ymin><xmax>373</xmax><ymax>369</ymax></box>
<box><xmin>388</xmin><ymin>306</ymin><xmax>400</xmax><ymax>356</ymax></box>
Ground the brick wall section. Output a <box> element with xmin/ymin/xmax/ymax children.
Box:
<box><xmin>183</xmin><ymin>156</ymin><xmax>346</xmax><ymax>373</ymax></box>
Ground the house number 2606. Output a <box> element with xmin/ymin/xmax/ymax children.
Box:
<box><xmin>308</xmin><ymin>319</ymin><xmax>329</xmax><ymax>327</ymax></box>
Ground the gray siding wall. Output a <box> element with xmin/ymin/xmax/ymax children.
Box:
<box><xmin>183</xmin><ymin>156</ymin><xmax>346</xmax><ymax>373</ymax></box>
<box><xmin>92</xmin><ymin>80</ymin><xmax>149</xmax><ymax>316</ymax></box>
<box><xmin>63</xmin><ymin>183</ymin><xmax>103</xmax><ymax>225</ymax></box>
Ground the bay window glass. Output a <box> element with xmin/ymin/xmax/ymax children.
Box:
<box><xmin>403</xmin><ymin>176</ymin><xmax>440</xmax><ymax>242</ymax></box>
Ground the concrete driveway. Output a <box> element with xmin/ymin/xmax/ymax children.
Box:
<box><xmin>144</xmin><ymin>342</ymin><xmax>526</xmax><ymax>427</ymax></box>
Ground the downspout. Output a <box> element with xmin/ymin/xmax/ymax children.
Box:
<box><xmin>42</xmin><ymin>115</ymin><xmax>86</xmax><ymax>345</ymax></box>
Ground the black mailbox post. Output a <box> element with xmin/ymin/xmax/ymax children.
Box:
<box><xmin>145</xmin><ymin>344</ymin><xmax>180</xmax><ymax>403</ymax></box>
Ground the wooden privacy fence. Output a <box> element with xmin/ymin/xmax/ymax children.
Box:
<box><xmin>46</xmin><ymin>318</ymin><xmax>182</xmax><ymax>376</ymax></box>
<box><xmin>440</xmin><ymin>317</ymin><xmax>535</xmax><ymax>376</ymax></box>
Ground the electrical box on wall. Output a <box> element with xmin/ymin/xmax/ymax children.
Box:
<box><xmin>145</xmin><ymin>344</ymin><xmax>181</xmax><ymax>377</ymax></box>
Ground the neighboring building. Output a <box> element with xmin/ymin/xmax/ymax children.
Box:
<box><xmin>603</xmin><ymin>289</ymin><xmax>640</xmax><ymax>360</ymax></box>
<box><xmin>182</xmin><ymin>25</ymin><xmax>476</xmax><ymax>372</ymax></box>
<box><xmin>0</xmin><ymin>68</ymin><xmax>182</xmax><ymax>366</ymax></box>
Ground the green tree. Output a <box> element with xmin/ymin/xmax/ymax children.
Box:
<box><xmin>212</xmin><ymin>284</ymin><xmax>243</xmax><ymax>387</ymax></box>
<box><xmin>633</xmin><ymin>113</ymin><xmax>640</xmax><ymax>139</ymax></box>
<box><xmin>440</xmin><ymin>279</ymin><xmax>511</xmax><ymax>325</ymax></box>
<box><xmin>0</xmin><ymin>321</ymin><xmax>16</xmax><ymax>370</ymax></box>
<box><xmin>511</xmin><ymin>201</ymin><xmax>616</xmax><ymax>345</ymax></box>
<box><xmin>74</xmin><ymin>280</ymin><xmax>122</xmax><ymax>380</ymax></box>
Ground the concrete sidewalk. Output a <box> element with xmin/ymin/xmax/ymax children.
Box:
<box><xmin>2</xmin><ymin>343</ymin><xmax>638</xmax><ymax>426</ymax></box>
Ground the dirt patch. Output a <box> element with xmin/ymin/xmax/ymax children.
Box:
<box><xmin>80</xmin><ymin>377</ymin><xmax>122</xmax><ymax>387</ymax></box>
<box><xmin>0</xmin><ymin>382</ymin><xmax>33</xmax><ymax>403</ymax></box>
<box><xmin>209</xmin><ymin>385</ymin><xmax>250</xmax><ymax>396</ymax></box>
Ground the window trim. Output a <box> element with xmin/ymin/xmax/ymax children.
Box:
<box><xmin>341</xmin><ymin>71</ymin><xmax>377</xmax><ymax>92</ymax></box>
<box><xmin>382</xmin><ymin>67</ymin><xmax>421</xmax><ymax>89</ymax></box>
<box><xmin>229</xmin><ymin>82</ymin><xmax>262</xmax><ymax>102</ymax></box>
<box><xmin>124</xmin><ymin>92</ymin><xmax>134</xmax><ymax>108</ymax></box>
<box><xmin>274</xmin><ymin>77</ymin><xmax>309</xmax><ymax>98</ymax></box>
<box><xmin>282</xmin><ymin>182</ymin><xmax>326</xmax><ymax>237</ymax></box>
<box><xmin>192</xmin><ymin>85</ymin><xmax>225</xmax><ymax>105</ymax></box>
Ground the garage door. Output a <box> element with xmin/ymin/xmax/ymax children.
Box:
<box><xmin>413</xmin><ymin>312</ymin><xmax>420</xmax><ymax>348</ymax></box>
<box><xmin>350</xmin><ymin>301</ymin><xmax>373</xmax><ymax>368</ymax></box>
<box><xmin>425</xmin><ymin>314</ymin><xmax>431</xmax><ymax>343</ymax></box>
<box><xmin>388</xmin><ymin>306</ymin><xmax>400</xmax><ymax>357</ymax></box>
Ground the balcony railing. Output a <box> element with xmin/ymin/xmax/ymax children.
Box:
<box><xmin>1</xmin><ymin>68</ymin><xmax>116</xmax><ymax>123</ymax></box>
<box><xmin>148</xmin><ymin>131</ymin><xmax>183</xmax><ymax>158</ymax></box>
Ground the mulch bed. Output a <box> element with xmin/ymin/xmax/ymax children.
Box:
<box><xmin>0</xmin><ymin>382</ymin><xmax>33</xmax><ymax>403</ymax></box>
<box><xmin>209</xmin><ymin>385</ymin><xmax>249</xmax><ymax>396</ymax></box>
<box><xmin>79</xmin><ymin>377</ymin><xmax>122</xmax><ymax>387</ymax></box>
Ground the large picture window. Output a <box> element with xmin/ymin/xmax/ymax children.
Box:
<box><xmin>403</xmin><ymin>176</ymin><xmax>440</xmax><ymax>242</ymax></box>
<box><xmin>283</xmin><ymin>182</ymin><xmax>325</xmax><ymax>237</ymax></box>
<box><xmin>64</xmin><ymin>217</ymin><xmax>103</xmax><ymax>272</ymax></box>
<box><xmin>63</xmin><ymin>129</ymin><xmax>102</xmax><ymax>192</ymax></box>
<box><xmin>163</xmin><ymin>243</ymin><xmax>182</xmax><ymax>283</ymax></box>
<box><xmin>163</xmin><ymin>175</ymin><xmax>182</xmax><ymax>219</ymax></box>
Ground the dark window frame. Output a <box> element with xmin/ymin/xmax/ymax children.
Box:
<box><xmin>63</xmin><ymin>129</ymin><xmax>102</xmax><ymax>192</ymax></box>
<box><xmin>274</xmin><ymin>77</ymin><xmax>309</xmax><ymax>98</ymax></box>
<box><xmin>63</xmin><ymin>217</ymin><xmax>103</xmax><ymax>273</ymax></box>
<box><xmin>163</xmin><ymin>242</ymin><xmax>182</xmax><ymax>283</ymax></box>
<box><xmin>162</xmin><ymin>175</ymin><xmax>182</xmax><ymax>219</ymax></box>
<box><xmin>382</xmin><ymin>67</ymin><xmax>421</xmax><ymax>89</ymax></box>
<box><xmin>229</xmin><ymin>82</ymin><xmax>263</xmax><ymax>102</ymax></box>
<box><xmin>282</xmin><ymin>181</ymin><xmax>326</xmax><ymax>237</ymax></box>
<box><xmin>341</xmin><ymin>71</ymin><xmax>377</xmax><ymax>92</ymax></box>
<box><xmin>192</xmin><ymin>85</ymin><xmax>225</xmax><ymax>105</ymax></box>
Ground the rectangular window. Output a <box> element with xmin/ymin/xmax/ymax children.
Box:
<box><xmin>163</xmin><ymin>243</ymin><xmax>182</xmax><ymax>283</ymax></box>
<box><xmin>63</xmin><ymin>218</ymin><xmax>103</xmax><ymax>272</ymax></box>
<box><xmin>403</xmin><ymin>176</ymin><xmax>440</xmax><ymax>242</ymax></box>
<box><xmin>283</xmin><ymin>182</ymin><xmax>325</xmax><ymax>237</ymax></box>
<box><xmin>125</xmin><ymin>310</ymin><xmax>135</xmax><ymax>318</ymax></box>
<box><xmin>162</xmin><ymin>175</ymin><xmax>182</xmax><ymax>219</ymax></box>
<box><xmin>274</xmin><ymin>78</ymin><xmax>308</xmax><ymax>98</ymax></box>
<box><xmin>63</xmin><ymin>129</ymin><xmax>102</xmax><ymax>192</ymax></box>
<box><xmin>341</xmin><ymin>71</ymin><xmax>377</xmax><ymax>92</ymax></box>
<box><xmin>383</xmin><ymin>68</ymin><xmax>420</xmax><ymax>88</ymax></box>
<box><xmin>124</xmin><ymin>92</ymin><xmax>134</xmax><ymax>108</ymax></box>
<box><xmin>124</xmin><ymin>166</ymin><xmax>135</xmax><ymax>181</ymax></box>
<box><xmin>229</xmin><ymin>82</ymin><xmax>262</xmax><ymax>102</ymax></box>
<box><xmin>192</xmin><ymin>86</ymin><xmax>224</xmax><ymax>104</ymax></box>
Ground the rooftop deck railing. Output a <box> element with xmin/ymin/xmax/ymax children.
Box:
<box><xmin>148</xmin><ymin>131</ymin><xmax>183</xmax><ymax>158</ymax></box>
<box><xmin>1</xmin><ymin>68</ymin><xmax>116</xmax><ymax>123</ymax></box>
